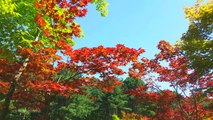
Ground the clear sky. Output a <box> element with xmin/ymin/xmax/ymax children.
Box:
<box><xmin>72</xmin><ymin>0</ymin><xmax>197</xmax><ymax>90</ymax></box>
<box><xmin>74</xmin><ymin>0</ymin><xmax>197</xmax><ymax>58</ymax></box>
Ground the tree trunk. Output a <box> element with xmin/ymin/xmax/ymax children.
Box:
<box><xmin>1</xmin><ymin>58</ymin><xmax>29</xmax><ymax>120</ymax></box>
<box><xmin>42</xmin><ymin>94</ymin><xmax>52</xmax><ymax>120</ymax></box>
<box><xmin>1</xmin><ymin>81</ymin><xmax>17</xmax><ymax>120</ymax></box>
<box><xmin>0</xmin><ymin>32</ymin><xmax>40</xmax><ymax>120</ymax></box>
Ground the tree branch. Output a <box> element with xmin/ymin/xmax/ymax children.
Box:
<box><xmin>0</xmin><ymin>31</ymin><xmax>40</xmax><ymax>120</ymax></box>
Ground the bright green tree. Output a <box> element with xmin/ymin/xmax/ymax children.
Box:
<box><xmin>0</xmin><ymin>0</ymin><xmax>108</xmax><ymax>60</ymax></box>
<box><xmin>0</xmin><ymin>0</ymin><xmax>108</xmax><ymax>119</ymax></box>
<box><xmin>178</xmin><ymin>0</ymin><xmax>213</xmax><ymax>75</ymax></box>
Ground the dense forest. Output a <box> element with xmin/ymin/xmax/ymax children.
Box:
<box><xmin>0</xmin><ymin>0</ymin><xmax>212</xmax><ymax>120</ymax></box>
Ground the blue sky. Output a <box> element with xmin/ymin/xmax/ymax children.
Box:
<box><xmin>72</xmin><ymin>0</ymin><xmax>197</xmax><ymax>90</ymax></box>
<box><xmin>74</xmin><ymin>0</ymin><xmax>197</xmax><ymax>58</ymax></box>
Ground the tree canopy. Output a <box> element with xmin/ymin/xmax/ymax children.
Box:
<box><xmin>178</xmin><ymin>0</ymin><xmax>213</xmax><ymax>75</ymax></box>
<box><xmin>0</xmin><ymin>0</ymin><xmax>212</xmax><ymax>120</ymax></box>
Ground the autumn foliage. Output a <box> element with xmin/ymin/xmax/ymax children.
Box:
<box><xmin>0</xmin><ymin>0</ymin><xmax>212</xmax><ymax>120</ymax></box>
<box><xmin>1</xmin><ymin>39</ymin><xmax>212</xmax><ymax>119</ymax></box>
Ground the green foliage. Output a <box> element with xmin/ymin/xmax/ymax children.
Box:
<box><xmin>84</xmin><ymin>84</ymin><xmax>132</xmax><ymax>120</ymax></box>
<box><xmin>49</xmin><ymin>70</ymin><xmax>97</xmax><ymax>120</ymax></box>
<box><xmin>112</xmin><ymin>114</ymin><xmax>121</xmax><ymax>120</ymax></box>
<box><xmin>0</xmin><ymin>0</ymin><xmax>37</xmax><ymax>60</ymax></box>
<box><xmin>0</xmin><ymin>0</ymin><xmax>109</xmax><ymax>60</ymax></box>
<box><xmin>0</xmin><ymin>0</ymin><xmax>20</xmax><ymax>16</ymax></box>
<box><xmin>107</xmin><ymin>87</ymin><xmax>132</xmax><ymax>111</ymax></box>
<box><xmin>135</xmin><ymin>102</ymin><xmax>156</xmax><ymax>117</ymax></box>
<box><xmin>54</xmin><ymin>68</ymin><xmax>82</xmax><ymax>82</ymax></box>
<box><xmin>91</xmin><ymin>0</ymin><xmax>109</xmax><ymax>16</ymax></box>
<box><xmin>7</xmin><ymin>109</ymin><xmax>31</xmax><ymax>120</ymax></box>
<box><xmin>177</xmin><ymin>0</ymin><xmax>213</xmax><ymax>75</ymax></box>
<box><xmin>122</xmin><ymin>77</ymin><xmax>145</xmax><ymax>91</ymax></box>
<box><xmin>121</xmin><ymin>77</ymin><xmax>156</xmax><ymax>117</ymax></box>
<box><xmin>49</xmin><ymin>95</ymin><xmax>98</xmax><ymax>120</ymax></box>
<box><xmin>65</xmin><ymin>95</ymin><xmax>97</xmax><ymax>119</ymax></box>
